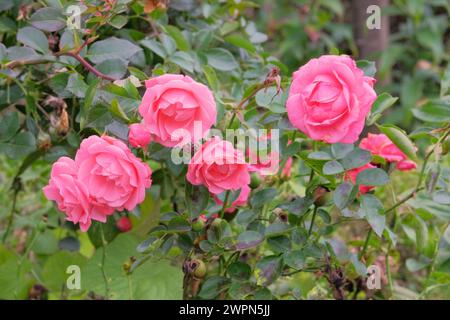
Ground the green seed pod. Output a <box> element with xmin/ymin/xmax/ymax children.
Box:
<box><xmin>192</xmin><ymin>259</ymin><xmax>206</xmax><ymax>278</ymax></box>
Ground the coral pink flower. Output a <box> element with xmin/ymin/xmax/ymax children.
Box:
<box><xmin>286</xmin><ymin>55</ymin><xmax>377</xmax><ymax>144</ymax></box>
<box><xmin>138</xmin><ymin>74</ymin><xmax>217</xmax><ymax>147</ymax></box>
<box><xmin>359</xmin><ymin>133</ymin><xmax>417</xmax><ymax>171</ymax></box>
<box><xmin>43</xmin><ymin>157</ymin><xmax>113</xmax><ymax>231</ymax></box>
<box><xmin>214</xmin><ymin>185</ymin><xmax>251</xmax><ymax>213</ymax></box>
<box><xmin>44</xmin><ymin>135</ymin><xmax>152</xmax><ymax>231</ymax></box>
<box><xmin>344</xmin><ymin>163</ymin><xmax>376</xmax><ymax>194</ymax></box>
<box><xmin>128</xmin><ymin>123</ymin><xmax>152</xmax><ymax>149</ymax></box>
<box><xmin>75</xmin><ymin>135</ymin><xmax>152</xmax><ymax>212</ymax></box>
<box><xmin>186</xmin><ymin>137</ymin><xmax>250</xmax><ymax>194</ymax></box>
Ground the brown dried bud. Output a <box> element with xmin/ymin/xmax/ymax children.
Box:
<box><xmin>45</xmin><ymin>96</ymin><xmax>69</xmax><ymax>136</ymax></box>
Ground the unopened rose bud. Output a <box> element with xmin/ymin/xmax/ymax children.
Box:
<box><xmin>250</xmin><ymin>172</ymin><xmax>261</xmax><ymax>189</ymax></box>
<box><xmin>192</xmin><ymin>218</ymin><xmax>205</xmax><ymax>231</ymax></box>
<box><xmin>128</xmin><ymin>123</ymin><xmax>152</xmax><ymax>149</ymax></box>
<box><xmin>116</xmin><ymin>216</ymin><xmax>132</xmax><ymax>232</ymax></box>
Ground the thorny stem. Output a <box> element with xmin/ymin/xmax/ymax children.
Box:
<box><xmin>60</xmin><ymin>52</ymin><xmax>116</xmax><ymax>81</ymax></box>
<box><xmin>6</xmin><ymin>51</ymin><xmax>116</xmax><ymax>81</ymax></box>
<box><xmin>359</xmin><ymin>229</ymin><xmax>372</xmax><ymax>260</ymax></box>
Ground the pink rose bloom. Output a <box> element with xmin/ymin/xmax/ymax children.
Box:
<box><xmin>43</xmin><ymin>157</ymin><xmax>112</xmax><ymax>231</ymax></box>
<box><xmin>186</xmin><ymin>137</ymin><xmax>250</xmax><ymax>194</ymax></box>
<box><xmin>75</xmin><ymin>135</ymin><xmax>152</xmax><ymax>211</ymax></box>
<box><xmin>138</xmin><ymin>74</ymin><xmax>217</xmax><ymax>147</ymax></box>
<box><xmin>214</xmin><ymin>184</ymin><xmax>251</xmax><ymax>213</ymax></box>
<box><xmin>344</xmin><ymin>163</ymin><xmax>376</xmax><ymax>194</ymax></box>
<box><xmin>248</xmin><ymin>150</ymin><xmax>280</xmax><ymax>176</ymax></box>
<box><xmin>286</xmin><ymin>55</ymin><xmax>377</xmax><ymax>144</ymax></box>
<box><xmin>359</xmin><ymin>133</ymin><xmax>417</xmax><ymax>171</ymax></box>
<box><xmin>128</xmin><ymin>123</ymin><xmax>152</xmax><ymax>149</ymax></box>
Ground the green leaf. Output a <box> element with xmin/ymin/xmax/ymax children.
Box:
<box><xmin>308</xmin><ymin>151</ymin><xmax>333</xmax><ymax>160</ymax></box>
<box><xmin>278</xmin><ymin>197</ymin><xmax>313</xmax><ymax>216</ymax></box>
<box><xmin>236</xmin><ymin>231</ymin><xmax>264</xmax><ymax>250</ymax></box>
<box><xmin>323</xmin><ymin>160</ymin><xmax>344</xmax><ymax>175</ymax></box>
<box><xmin>17</xmin><ymin>27</ymin><xmax>49</xmax><ymax>53</ymax></box>
<box><xmin>42</xmin><ymin>251</ymin><xmax>87</xmax><ymax>293</ymax></box>
<box><xmin>95</xmin><ymin>59</ymin><xmax>128</xmax><ymax>80</ymax></box>
<box><xmin>356</xmin><ymin>168</ymin><xmax>389</xmax><ymax>186</ymax></box>
<box><xmin>82</xmin><ymin>234</ymin><xmax>183</xmax><ymax>299</ymax></box>
<box><xmin>267</xmin><ymin>235</ymin><xmax>291</xmax><ymax>253</ymax></box>
<box><xmin>319</xmin><ymin>0</ymin><xmax>343</xmax><ymax>16</ymax></box>
<box><xmin>236</xmin><ymin>209</ymin><xmax>258</xmax><ymax>226</ymax></box>
<box><xmin>265</xmin><ymin>222</ymin><xmax>290</xmax><ymax>237</ymax></box>
<box><xmin>204</xmin><ymin>48</ymin><xmax>239</xmax><ymax>71</ymax></box>
<box><xmin>333</xmin><ymin>182</ymin><xmax>358</xmax><ymax>210</ymax></box>
<box><xmin>406</xmin><ymin>257</ymin><xmax>431</xmax><ymax>272</ymax></box>
<box><xmin>224</xmin><ymin>34</ymin><xmax>256</xmax><ymax>53</ymax></box>
<box><xmin>378</xmin><ymin>124</ymin><xmax>417</xmax><ymax>159</ymax></box>
<box><xmin>412</xmin><ymin>101</ymin><xmax>450</xmax><ymax>123</ymax></box>
<box><xmin>370</xmin><ymin>92</ymin><xmax>398</xmax><ymax>118</ymax></box>
<box><xmin>254</xmin><ymin>256</ymin><xmax>283</xmax><ymax>286</ymax></box>
<box><xmin>341</xmin><ymin>149</ymin><xmax>372</xmax><ymax>170</ymax></box>
<box><xmin>0</xmin><ymin>16</ymin><xmax>16</xmax><ymax>33</ymax></box>
<box><xmin>160</xmin><ymin>34</ymin><xmax>177</xmax><ymax>56</ymax></box>
<box><xmin>284</xmin><ymin>250</ymin><xmax>306</xmax><ymax>270</ymax></box>
<box><xmin>0</xmin><ymin>112</ymin><xmax>19</xmax><ymax>142</ymax></box>
<box><xmin>109</xmin><ymin>99</ymin><xmax>130</xmax><ymax>122</ymax></box>
<box><xmin>83</xmin><ymin>105</ymin><xmax>114</xmax><ymax>130</ymax></box>
<box><xmin>87</xmin><ymin>37</ymin><xmax>141</xmax><ymax>64</ymax></box>
<box><xmin>31</xmin><ymin>230</ymin><xmax>58</xmax><ymax>255</ymax></box>
<box><xmin>30</xmin><ymin>7</ymin><xmax>65</xmax><ymax>32</ymax></box>
<box><xmin>128</xmin><ymin>66</ymin><xmax>148</xmax><ymax>80</ymax></box>
<box><xmin>255</xmin><ymin>86</ymin><xmax>279</xmax><ymax>107</ymax></box>
<box><xmin>109</xmin><ymin>15</ymin><xmax>128</xmax><ymax>29</ymax></box>
<box><xmin>169</xmin><ymin>51</ymin><xmax>194</xmax><ymax>73</ymax></box>
<box><xmin>80</xmin><ymin>79</ymin><xmax>100</xmax><ymax>129</ymax></box>
<box><xmin>0</xmin><ymin>131</ymin><xmax>36</xmax><ymax>159</ymax></box>
<box><xmin>250</xmin><ymin>188</ymin><xmax>277</xmax><ymax>208</ymax></box>
<box><xmin>66</xmin><ymin>73</ymin><xmax>88</xmax><ymax>98</ymax></box>
<box><xmin>198</xmin><ymin>276</ymin><xmax>230</xmax><ymax>299</ymax></box>
<box><xmin>356</xmin><ymin>59</ymin><xmax>376</xmax><ymax>77</ymax></box>
<box><xmin>359</xmin><ymin>194</ymin><xmax>385</xmax><ymax>237</ymax></box>
<box><xmin>0</xmin><ymin>245</ymin><xmax>32</xmax><ymax>299</ymax></box>
<box><xmin>228</xmin><ymin>262</ymin><xmax>251</xmax><ymax>281</ymax></box>
<box><xmin>165</xmin><ymin>25</ymin><xmax>190</xmax><ymax>51</ymax></box>
<box><xmin>87</xmin><ymin>217</ymin><xmax>119</xmax><ymax>248</ymax></box>
<box><xmin>140</xmin><ymin>39</ymin><xmax>166</xmax><ymax>58</ymax></box>
<box><xmin>441</xmin><ymin>63</ymin><xmax>450</xmax><ymax>97</ymax></box>
<box><xmin>331</xmin><ymin>143</ymin><xmax>354</xmax><ymax>159</ymax></box>
<box><xmin>202</xmin><ymin>65</ymin><xmax>219</xmax><ymax>92</ymax></box>
<box><xmin>167</xmin><ymin>216</ymin><xmax>191</xmax><ymax>233</ymax></box>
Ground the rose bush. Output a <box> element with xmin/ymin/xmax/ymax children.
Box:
<box><xmin>0</xmin><ymin>0</ymin><xmax>449</xmax><ymax>301</ymax></box>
